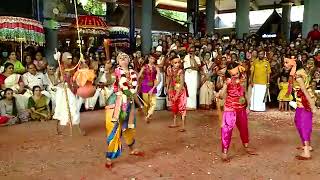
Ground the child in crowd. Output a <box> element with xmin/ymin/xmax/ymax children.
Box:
<box><xmin>278</xmin><ymin>76</ymin><xmax>293</xmax><ymax>111</ymax></box>
<box><xmin>312</xmin><ymin>71</ymin><xmax>320</xmax><ymax>107</ymax></box>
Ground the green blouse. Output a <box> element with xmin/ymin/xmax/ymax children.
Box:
<box><xmin>5</xmin><ymin>60</ymin><xmax>25</xmax><ymax>74</ymax></box>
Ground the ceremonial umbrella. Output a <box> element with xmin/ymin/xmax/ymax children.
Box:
<box><xmin>107</xmin><ymin>26</ymin><xmax>130</xmax><ymax>48</ymax></box>
<box><xmin>0</xmin><ymin>16</ymin><xmax>45</xmax><ymax>45</ymax></box>
<box><xmin>69</xmin><ymin>15</ymin><xmax>108</xmax><ymax>35</ymax></box>
<box><xmin>0</xmin><ymin>16</ymin><xmax>45</xmax><ymax>62</ymax></box>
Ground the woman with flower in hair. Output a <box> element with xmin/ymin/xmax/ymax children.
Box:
<box><xmin>138</xmin><ymin>54</ymin><xmax>160</xmax><ymax>123</ymax></box>
<box><xmin>105</xmin><ymin>52</ymin><xmax>144</xmax><ymax>168</ymax></box>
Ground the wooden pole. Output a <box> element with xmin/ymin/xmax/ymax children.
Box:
<box><xmin>129</xmin><ymin>0</ymin><xmax>136</xmax><ymax>53</ymax></box>
<box><xmin>20</xmin><ymin>42</ymin><xmax>23</xmax><ymax>62</ymax></box>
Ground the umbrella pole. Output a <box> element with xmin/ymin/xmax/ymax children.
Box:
<box><xmin>20</xmin><ymin>42</ymin><xmax>23</xmax><ymax>62</ymax></box>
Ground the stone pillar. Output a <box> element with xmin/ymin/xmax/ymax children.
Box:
<box><xmin>129</xmin><ymin>0</ymin><xmax>136</xmax><ymax>53</ymax></box>
<box><xmin>41</xmin><ymin>0</ymin><xmax>58</xmax><ymax>67</ymax></box>
<box><xmin>187</xmin><ymin>0</ymin><xmax>193</xmax><ymax>18</ymax></box>
<box><xmin>281</xmin><ymin>1</ymin><xmax>293</xmax><ymax>42</ymax></box>
<box><xmin>194</xmin><ymin>0</ymin><xmax>199</xmax><ymax>35</ymax></box>
<box><xmin>187</xmin><ymin>0</ymin><xmax>194</xmax><ymax>34</ymax></box>
<box><xmin>302</xmin><ymin>0</ymin><xmax>320</xmax><ymax>38</ymax></box>
<box><xmin>206</xmin><ymin>0</ymin><xmax>215</xmax><ymax>35</ymax></box>
<box><xmin>106</xmin><ymin>2</ymin><xmax>115</xmax><ymax>22</ymax></box>
<box><xmin>235</xmin><ymin>0</ymin><xmax>250</xmax><ymax>39</ymax></box>
<box><xmin>141</xmin><ymin>0</ymin><xmax>153</xmax><ymax>55</ymax></box>
<box><xmin>44</xmin><ymin>28</ymin><xmax>58</xmax><ymax>66</ymax></box>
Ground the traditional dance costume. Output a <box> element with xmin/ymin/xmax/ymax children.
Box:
<box><xmin>293</xmin><ymin>69</ymin><xmax>315</xmax><ymax>144</ymax></box>
<box><xmin>140</xmin><ymin>64</ymin><xmax>157</xmax><ymax>117</ymax></box>
<box><xmin>167</xmin><ymin>67</ymin><xmax>187</xmax><ymax>117</ymax></box>
<box><xmin>221</xmin><ymin>75</ymin><xmax>249</xmax><ymax>152</ymax></box>
<box><xmin>105</xmin><ymin>67</ymin><xmax>138</xmax><ymax>159</ymax></box>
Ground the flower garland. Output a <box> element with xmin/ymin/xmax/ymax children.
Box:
<box><xmin>117</xmin><ymin>67</ymin><xmax>138</xmax><ymax>98</ymax></box>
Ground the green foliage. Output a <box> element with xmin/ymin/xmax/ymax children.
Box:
<box><xmin>83</xmin><ymin>0</ymin><xmax>105</xmax><ymax>15</ymax></box>
<box><xmin>157</xmin><ymin>9</ymin><xmax>187</xmax><ymax>25</ymax></box>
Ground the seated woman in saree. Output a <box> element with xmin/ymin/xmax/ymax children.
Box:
<box><xmin>0</xmin><ymin>63</ymin><xmax>30</xmax><ymax>110</ymax></box>
<box><xmin>28</xmin><ymin>86</ymin><xmax>51</xmax><ymax>122</ymax></box>
<box><xmin>4</xmin><ymin>51</ymin><xmax>25</xmax><ymax>74</ymax></box>
<box><xmin>44</xmin><ymin>65</ymin><xmax>60</xmax><ymax>111</ymax></box>
<box><xmin>0</xmin><ymin>88</ymin><xmax>19</xmax><ymax>126</ymax></box>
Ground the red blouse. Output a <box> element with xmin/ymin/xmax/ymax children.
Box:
<box><xmin>224</xmin><ymin>77</ymin><xmax>246</xmax><ymax>111</ymax></box>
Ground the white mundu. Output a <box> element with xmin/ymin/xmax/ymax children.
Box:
<box><xmin>53</xmin><ymin>84</ymin><xmax>83</xmax><ymax>126</ymax></box>
<box><xmin>184</xmin><ymin>54</ymin><xmax>201</xmax><ymax>109</ymax></box>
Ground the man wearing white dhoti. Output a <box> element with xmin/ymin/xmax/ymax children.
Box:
<box><xmin>184</xmin><ymin>47</ymin><xmax>201</xmax><ymax>110</ymax></box>
<box><xmin>250</xmin><ymin>51</ymin><xmax>271</xmax><ymax>112</ymax></box>
<box><xmin>156</xmin><ymin>46</ymin><xmax>165</xmax><ymax>97</ymax></box>
<box><xmin>54</xmin><ymin>84</ymin><xmax>83</xmax><ymax>126</ymax></box>
<box><xmin>53</xmin><ymin>52</ymin><xmax>85</xmax><ymax>136</ymax></box>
